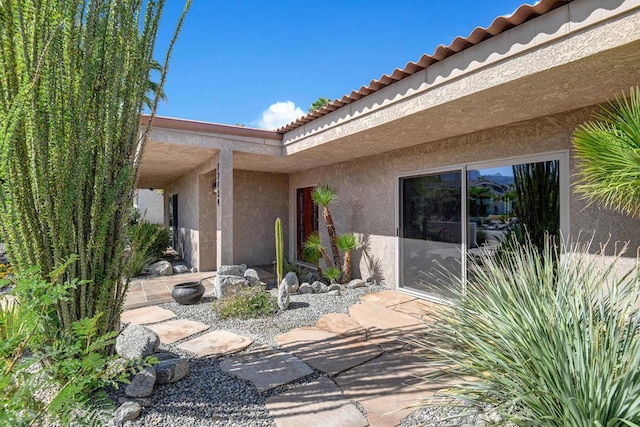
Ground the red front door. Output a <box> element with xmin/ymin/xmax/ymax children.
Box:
<box><xmin>296</xmin><ymin>187</ymin><xmax>318</xmax><ymax>261</ymax></box>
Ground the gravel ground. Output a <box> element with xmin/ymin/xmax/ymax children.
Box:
<box><xmin>115</xmin><ymin>284</ymin><xmax>476</xmax><ymax>427</ymax></box>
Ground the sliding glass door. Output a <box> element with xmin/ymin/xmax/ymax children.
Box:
<box><xmin>399</xmin><ymin>154</ymin><xmax>564</xmax><ymax>301</ymax></box>
<box><xmin>399</xmin><ymin>170</ymin><xmax>463</xmax><ymax>299</ymax></box>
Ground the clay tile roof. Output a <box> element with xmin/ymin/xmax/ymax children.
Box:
<box><xmin>277</xmin><ymin>0</ymin><xmax>569</xmax><ymax>133</ymax></box>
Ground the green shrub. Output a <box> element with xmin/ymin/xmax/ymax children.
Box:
<box><xmin>213</xmin><ymin>285</ymin><xmax>278</xmax><ymax>320</ymax></box>
<box><xmin>125</xmin><ymin>222</ymin><xmax>170</xmax><ymax>278</ymax></box>
<box><xmin>414</xmin><ymin>237</ymin><xmax>640</xmax><ymax>426</ymax></box>
<box><xmin>1</xmin><ymin>262</ymin><xmax>136</xmax><ymax>426</ymax></box>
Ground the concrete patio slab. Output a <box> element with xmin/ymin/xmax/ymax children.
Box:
<box><xmin>315</xmin><ymin>313</ymin><xmax>367</xmax><ymax>340</ymax></box>
<box><xmin>334</xmin><ymin>351</ymin><xmax>452</xmax><ymax>427</ymax></box>
<box><xmin>265</xmin><ymin>377</ymin><xmax>369</xmax><ymax>427</ymax></box>
<box><xmin>146</xmin><ymin>319</ymin><xmax>209</xmax><ymax>344</ymax></box>
<box><xmin>360</xmin><ymin>290</ymin><xmax>416</xmax><ymax>307</ymax></box>
<box><xmin>177</xmin><ymin>330</ymin><xmax>253</xmax><ymax>357</ymax></box>
<box><xmin>275</xmin><ymin>327</ymin><xmax>382</xmax><ymax>377</ymax></box>
<box><xmin>219</xmin><ymin>347</ymin><xmax>313</xmax><ymax>392</ymax></box>
<box><xmin>121</xmin><ymin>306</ymin><xmax>176</xmax><ymax>325</ymax></box>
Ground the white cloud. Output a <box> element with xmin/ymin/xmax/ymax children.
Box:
<box><xmin>254</xmin><ymin>101</ymin><xmax>304</xmax><ymax>130</ymax></box>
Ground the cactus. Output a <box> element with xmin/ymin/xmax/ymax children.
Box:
<box><xmin>275</xmin><ymin>217</ymin><xmax>284</xmax><ymax>285</ymax></box>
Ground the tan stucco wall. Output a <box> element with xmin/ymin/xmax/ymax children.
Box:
<box><xmin>135</xmin><ymin>189</ymin><xmax>164</xmax><ymax>224</ymax></box>
<box><xmin>233</xmin><ymin>170</ymin><xmax>289</xmax><ymax>266</ymax></box>
<box><xmin>289</xmin><ymin>106</ymin><xmax>640</xmax><ymax>288</ymax></box>
<box><xmin>164</xmin><ymin>169</ymin><xmax>217</xmax><ymax>272</ymax></box>
<box><xmin>198</xmin><ymin>171</ymin><xmax>217</xmax><ymax>271</ymax></box>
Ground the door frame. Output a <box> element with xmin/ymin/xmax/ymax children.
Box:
<box><xmin>395</xmin><ymin>150</ymin><xmax>569</xmax><ymax>302</ymax></box>
<box><xmin>296</xmin><ymin>186</ymin><xmax>319</xmax><ymax>262</ymax></box>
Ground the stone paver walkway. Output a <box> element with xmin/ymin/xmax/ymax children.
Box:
<box><xmin>220</xmin><ymin>347</ymin><xmax>314</xmax><ymax>392</ymax></box>
<box><xmin>265</xmin><ymin>377</ymin><xmax>369</xmax><ymax>427</ymax></box>
<box><xmin>124</xmin><ymin>272</ymin><xmax>216</xmax><ymax>309</ymax></box>
<box><xmin>146</xmin><ymin>319</ymin><xmax>210</xmax><ymax>344</ymax></box>
<box><xmin>177</xmin><ymin>330</ymin><xmax>254</xmax><ymax>357</ymax></box>
<box><xmin>120</xmin><ymin>288</ymin><xmax>454</xmax><ymax>427</ymax></box>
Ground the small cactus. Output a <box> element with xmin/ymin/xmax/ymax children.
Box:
<box><xmin>275</xmin><ymin>217</ymin><xmax>284</xmax><ymax>285</ymax></box>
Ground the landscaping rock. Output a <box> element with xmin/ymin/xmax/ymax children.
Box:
<box><xmin>116</xmin><ymin>324</ymin><xmax>160</xmax><ymax>359</ymax></box>
<box><xmin>172</xmin><ymin>264</ymin><xmax>189</xmax><ymax>274</ymax></box>
<box><xmin>282</xmin><ymin>271</ymin><xmax>299</xmax><ymax>293</ymax></box>
<box><xmin>155</xmin><ymin>358</ymin><xmax>190</xmax><ymax>384</ymax></box>
<box><xmin>327</xmin><ymin>290</ymin><xmax>341</xmax><ymax>296</ymax></box>
<box><xmin>347</xmin><ymin>278</ymin><xmax>366</xmax><ymax>289</ymax></box>
<box><xmin>311</xmin><ymin>281</ymin><xmax>329</xmax><ymax>293</ymax></box>
<box><xmin>244</xmin><ymin>268</ymin><xmax>261</xmax><ymax>286</ymax></box>
<box><xmin>153</xmin><ymin>351</ymin><xmax>181</xmax><ymax>361</ymax></box>
<box><xmin>119</xmin><ymin>397</ymin><xmax>153</xmax><ymax>407</ymax></box>
<box><xmin>148</xmin><ymin>260</ymin><xmax>173</xmax><ymax>276</ymax></box>
<box><xmin>365</xmin><ymin>277</ymin><xmax>376</xmax><ymax>286</ymax></box>
<box><xmin>214</xmin><ymin>275</ymin><xmax>249</xmax><ymax>299</ymax></box>
<box><xmin>298</xmin><ymin>283</ymin><xmax>314</xmax><ymax>294</ymax></box>
<box><xmin>304</xmin><ymin>271</ymin><xmax>320</xmax><ymax>284</ymax></box>
<box><xmin>327</xmin><ymin>284</ymin><xmax>342</xmax><ymax>292</ymax></box>
<box><xmin>109</xmin><ymin>401</ymin><xmax>141</xmax><ymax>427</ymax></box>
<box><xmin>278</xmin><ymin>281</ymin><xmax>290</xmax><ymax>310</ymax></box>
<box><xmin>217</xmin><ymin>264</ymin><xmax>247</xmax><ymax>277</ymax></box>
<box><xmin>125</xmin><ymin>366</ymin><xmax>156</xmax><ymax>398</ymax></box>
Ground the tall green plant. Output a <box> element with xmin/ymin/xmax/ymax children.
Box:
<box><xmin>413</xmin><ymin>237</ymin><xmax>640</xmax><ymax>426</ymax></box>
<box><xmin>0</xmin><ymin>1</ymin><xmax>191</xmax><ymax>335</ymax></box>
<box><xmin>311</xmin><ymin>185</ymin><xmax>341</xmax><ymax>270</ymax></box>
<box><xmin>512</xmin><ymin>161</ymin><xmax>559</xmax><ymax>250</ymax></box>
<box><xmin>275</xmin><ymin>217</ymin><xmax>284</xmax><ymax>285</ymax></box>
<box><xmin>573</xmin><ymin>87</ymin><xmax>640</xmax><ymax>217</ymax></box>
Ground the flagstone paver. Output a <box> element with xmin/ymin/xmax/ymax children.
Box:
<box><xmin>391</xmin><ymin>299</ymin><xmax>440</xmax><ymax>322</ymax></box>
<box><xmin>178</xmin><ymin>330</ymin><xmax>253</xmax><ymax>357</ymax></box>
<box><xmin>121</xmin><ymin>306</ymin><xmax>176</xmax><ymax>325</ymax></box>
<box><xmin>334</xmin><ymin>351</ymin><xmax>453</xmax><ymax>427</ymax></box>
<box><xmin>146</xmin><ymin>319</ymin><xmax>210</xmax><ymax>344</ymax></box>
<box><xmin>275</xmin><ymin>327</ymin><xmax>382</xmax><ymax>377</ymax></box>
<box><xmin>349</xmin><ymin>301</ymin><xmax>424</xmax><ymax>351</ymax></box>
<box><xmin>219</xmin><ymin>347</ymin><xmax>313</xmax><ymax>392</ymax></box>
<box><xmin>265</xmin><ymin>377</ymin><xmax>369</xmax><ymax>427</ymax></box>
<box><xmin>315</xmin><ymin>313</ymin><xmax>367</xmax><ymax>340</ymax></box>
<box><xmin>360</xmin><ymin>290</ymin><xmax>416</xmax><ymax>307</ymax></box>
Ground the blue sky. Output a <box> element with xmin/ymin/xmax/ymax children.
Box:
<box><xmin>154</xmin><ymin>1</ymin><xmax>536</xmax><ymax>130</ymax></box>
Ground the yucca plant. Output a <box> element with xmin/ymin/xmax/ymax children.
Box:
<box><xmin>412</xmin><ymin>236</ymin><xmax>640</xmax><ymax>426</ymax></box>
<box><xmin>573</xmin><ymin>87</ymin><xmax>640</xmax><ymax>217</ymax></box>
<box><xmin>303</xmin><ymin>232</ymin><xmax>333</xmax><ymax>273</ymax></box>
<box><xmin>312</xmin><ymin>185</ymin><xmax>341</xmax><ymax>270</ymax></box>
<box><xmin>0</xmin><ymin>0</ymin><xmax>190</xmax><ymax>336</ymax></box>
<box><xmin>337</xmin><ymin>233</ymin><xmax>358</xmax><ymax>282</ymax></box>
<box><xmin>322</xmin><ymin>266</ymin><xmax>342</xmax><ymax>284</ymax></box>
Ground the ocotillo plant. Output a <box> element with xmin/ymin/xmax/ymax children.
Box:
<box><xmin>0</xmin><ymin>0</ymin><xmax>191</xmax><ymax>336</ymax></box>
<box><xmin>275</xmin><ymin>218</ymin><xmax>284</xmax><ymax>285</ymax></box>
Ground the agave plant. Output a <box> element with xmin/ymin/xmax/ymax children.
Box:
<box><xmin>412</xmin><ymin>236</ymin><xmax>640</xmax><ymax>426</ymax></box>
<box><xmin>337</xmin><ymin>233</ymin><xmax>358</xmax><ymax>282</ymax></box>
<box><xmin>311</xmin><ymin>185</ymin><xmax>341</xmax><ymax>270</ymax></box>
<box><xmin>573</xmin><ymin>87</ymin><xmax>640</xmax><ymax>217</ymax></box>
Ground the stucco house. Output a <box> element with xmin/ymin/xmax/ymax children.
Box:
<box><xmin>138</xmin><ymin>0</ymin><xmax>640</xmax><ymax>301</ymax></box>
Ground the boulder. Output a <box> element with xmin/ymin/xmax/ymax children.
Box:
<box><xmin>153</xmin><ymin>351</ymin><xmax>181</xmax><ymax>362</ymax></box>
<box><xmin>244</xmin><ymin>268</ymin><xmax>261</xmax><ymax>287</ymax></box>
<box><xmin>365</xmin><ymin>277</ymin><xmax>376</xmax><ymax>286</ymax></box>
<box><xmin>327</xmin><ymin>284</ymin><xmax>342</xmax><ymax>292</ymax></box>
<box><xmin>278</xmin><ymin>281</ymin><xmax>290</xmax><ymax>310</ymax></box>
<box><xmin>282</xmin><ymin>271</ymin><xmax>299</xmax><ymax>293</ymax></box>
<box><xmin>116</xmin><ymin>324</ymin><xmax>160</xmax><ymax>360</ymax></box>
<box><xmin>148</xmin><ymin>260</ymin><xmax>173</xmax><ymax>276</ymax></box>
<box><xmin>155</xmin><ymin>358</ymin><xmax>190</xmax><ymax>384</ymax></box>
<box><xmin>214</xmin><ymin>275</ymin><xmax>249</xmax><ymax>299</ymax></box>
<box><xmin>119</xmin><ymin>397</ymin><xmax>152</xmax><ymax>407</ymax></box>
<box><xmin>298</xmin><ymin>283</ymin><xmax>314</xmax><ymax>294</ymax></box>
<box><xmin>346</xmin><ymin>279</ymin><xmax>366</xmax><ymax>289</ymax></box>
<box><xmin>327</xmin><ymin>290</ymin><xmax>341</xmax><ymax>296</ymax></box>
<box><xmin>311</xmin><ymin>281</ymin><xmax>329</xmax><ymax>293</ymax></box>
<box><xmin>125</xmin><ymin>366</ymin><xmax>156</xmax><ymax>398</ymax></box>
<box><xmin>110</xmin><ymin>401</ymin><xmax>141</xmax><ymax>427</ymax></box>
<box><xmin>172</xmin><ymin>264</ymin><xmax>189</xmax><ymax>274</ymax></box>
<box><xmin>218</xmin><ymin>264</ymin><xmax>247</xmax><ymax>277</ymax></box>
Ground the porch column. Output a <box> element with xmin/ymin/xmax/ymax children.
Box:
<box><xmin>216</xmin><ymin>148</ymin><xmax>233</xmax><ymax>267</ymax></box>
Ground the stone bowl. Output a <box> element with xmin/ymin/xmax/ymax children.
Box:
<box><xmin>171</xmin><ymin>281</ymin><xmax>205</xmax><ymax>305</ymax></box>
